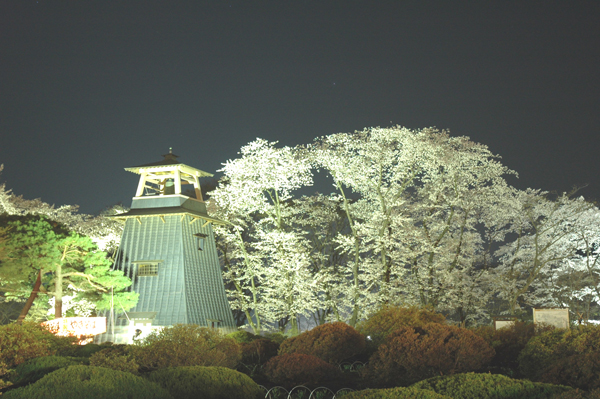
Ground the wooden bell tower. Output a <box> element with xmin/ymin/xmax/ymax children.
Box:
<box><xmin>97</xmin><ymin>149</ymin><xmax>235</xmax><ymax>343</ymax></box>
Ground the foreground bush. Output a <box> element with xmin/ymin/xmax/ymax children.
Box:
<box><xmin>264</xmin><ymin>353</ymin><xmax>342</xmax><ymax>389</ymax></box>
<box><xmin>135</xmin><ymin>324</ymin><xmax>241</xmax><ymax>370</ymax></box>
<box><xmin>472</xmin><ymin>321</ymin><xmax>553</xmax><ymax>373</ymax></box>
<box><xmin>411</xmin><ymin>373</ymin><xmax>571</xmax><ymax>399</ymax></box>
<box><xmin>3</xmin><ymin>365</ymin><xmax>172</xmax><ymax>399</ymax></box>
<box><xmin>145</xmin><ymin>366</ymin><xmax>262</xmax><ymax>399</ymax></box>
<box><xmin>357</xmin><ymin>306</ymin><xmax>445</xmax><ymax>352</ymax></box>
<box><xmin>278</xmin><ymin>322</ymin><xmax>365</xmax><ymax>364</ymax></box>
<box><xmin>342</xmin><ymin>387</ymin><xmax>451</xmax><ymax>398</ymax></box>
<box><xmin>519</xmin><ymin>325</ymin><xmax>600</xmax><ymax>389</ymax></box>
<box><xmin>0</xmin><ymin>322</ymin><xmax>76</xmax><ymax>369</ymax></box>
<box><xmin>362</xmin><ymin>323</ymin><xmax>494</xmax><ymax>387</ymax></box>
<box><xmin>89</xmin><ymin>345</ymin><xmax>140</xmax><ymax>374</ymax></box>
<box><xmin>11</xmin><ymin>356</ymin><xmax>87</xmax><ymax>385</ymax></box>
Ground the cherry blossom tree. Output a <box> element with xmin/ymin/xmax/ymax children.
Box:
<box><xmin>211</xmin><ymin>138</ymin><xmax>317</xmax><ymax>334</ymax></box>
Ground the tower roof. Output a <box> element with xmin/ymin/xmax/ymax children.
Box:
<box><xmin>125</xmin><ymin>148</ymin><xmax>213</xmax><ymax>177</ymax></box>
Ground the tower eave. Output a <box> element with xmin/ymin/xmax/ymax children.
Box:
<box><xmin>109</xmin><ymin>207</ymin><xmax>228</xmax><ymax>226</ymax></box>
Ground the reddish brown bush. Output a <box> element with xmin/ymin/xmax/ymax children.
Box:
<box><xmin>357</xmin><ymin>306</ymin><xmax>445</xmax><ymax>351</ymax></box>
<box><xmin>362</xmin><ymin>323</ymin><xmax>495</xmax><ymax>388</ymax></box>
<box><xmin>278</xmin><ymin>322</ymin><xmax>365</xmax><ymax>364</ymax></box>
<box><xmin>263</xmin><ymin>353</ymin><xmax>342</xmax><ymax>388</ymax></box>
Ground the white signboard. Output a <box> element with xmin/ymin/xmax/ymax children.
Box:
<box><xmin>533</xmin><ymin>308</ymin><xmax>569</xmax><ymax>329</ymax></box>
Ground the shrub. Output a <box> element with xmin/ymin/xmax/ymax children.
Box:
<box><xmin>89</xmin><ymin>345</ymin><xmax>140</xmax><ymax>375</ymax></box>
<box><xmin>59</xmin><ymin>343</ymin><xmax>105</xmax><ymax>358</ymax></box>
<box><xmin>135</xmin><ymin>324</ymin><xmax>241</xmax><ymax>370</ymax></box>
<box><xmin>0</xmin><ymin>322</ymin><xmax>76</xmax><ymax>369</ymax></box>
<box><xmin>519</xmin><ymin>324</ymin><xmax>600</xmax><ymax>387</ymax></box>
<box><xmin>411</xmin><ymin>373</ymin><xmax>571</xmax><ymax>399</ymax></box>
<box><xmin>357</xmin><ymin>306</ymin><xmax>445</xmax><ymax>352</ymax></box>
<box><xmin>240</xmin><ymin>338</ymin><xmax>279</xmax><ymax>367</ymax></box>
<box><xmin>278</xmin><ymin>322</ymin><xmax>365</xmax><ymax>364</ymax></box>
<box><xmin>552</xmin><ymin>388</ymin><xmax>600</xmax><ymax>399</ymax></box>
<box><xmin>2</xmin><ymin>365</ymin><xmax>173</xmax><ymax>399</ymax></box>
<box><xmin>145</xmin><ymin>366</ymin><xmax>262</xmax><ymax>399</ymax></box>
<box><xmin>263</xmin><ymin>331</ymin><xmax>287</xmax><ymax>344</ymax></box>
<box><xmin>362</xmin><ymin>323</ymin><xmax>494</xmax><ymax>387</ymax></box>
<box><xmin>341</xmin><ymin>387</ymin><xmax>452</xmax><ymax>398</ymax></box>
<box><xmin>263</xmin><ymin>353</ymin><xmax>342</xmax><ymax>389</ymax></box>
<box><xmin>539</xmin><ymin>353</ymin><xmax>600</xmax><ymax>391</ymax></box>
<box><xmin>472</xmin><ymin>321</ymin><xmax>554</xmax><ymax>373</ymax></box>
<box><xmin>11</xmin><ymin>356</ymin><xmax>88</xmax><ymax>385</ymax></box>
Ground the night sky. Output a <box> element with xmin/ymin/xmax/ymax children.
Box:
<box><xmin>1</xmin><ymin>1</ymin><xmax>599</xmax><ymax>214</ymax></box>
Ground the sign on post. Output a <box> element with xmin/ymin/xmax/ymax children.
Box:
<box><xmin>533</xmin><ymin>308</ymin><xmax>569</xmax><ymax>329</ymax></box>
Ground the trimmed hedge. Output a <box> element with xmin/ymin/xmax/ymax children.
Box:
<box><xmin>278</xmin><ymin>322</ymin><xmax>365</xmax><ymax>364</ymax></box>
<box><xmin>11</xmin><ymin>356</ymin><xmax>88</xmax><ymax>385</ymax></box>
<box><xmin>264</xmin><ymin>353</ymin><xmax>342</xmax><ymax>388</ymax></box>
<box><xmin>410</xmin><ymin>373</ymin><xmax>572</xmax><ymax>399</ymax></box>
<box><xmin>145</xmin><ymin>366</ymin><xmax>263</xmax><ymax>399</ymax></box>
<box><xmin>340</xmin><ymin>387</ymin><xmax>451</xmax><ymax>398</ymax></box>
<box><xmin>3</xmin><ymin>365</ymin><xmax>173</xmax><ymax>399</ymax></box>
<box><xmin>362</xmin><ymin>323</ymin><xmax>494</xmax><ymax>387</ymax></box>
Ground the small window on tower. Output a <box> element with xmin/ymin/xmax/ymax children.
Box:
<box><xmin>194</xmin><ymin>233</ymin><xmax>207</xmax><ymax>251</ymax></box>
<box><xmin>132</xmin><ymin>260</ymin><xmax>163</xmax><ymax>277</ymax></box>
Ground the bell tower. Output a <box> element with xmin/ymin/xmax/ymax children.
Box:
<box><xmin>97</xmin><ymin>149</ymin><xmax>235</xmax><ymax>343</ymax></box>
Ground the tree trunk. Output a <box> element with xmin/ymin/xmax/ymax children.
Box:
<box><xmin>16</xmin><ymin>270</ymin><xmax>42</xmax><ymax>324</ymax></box>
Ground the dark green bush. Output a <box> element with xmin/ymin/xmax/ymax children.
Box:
<box><xmin>89</xmin><ymin>345</ymin><xmax>140</xmax><ymax>374</ymax></box>
<box><xmin>145</xmin><ymin>366</ymin><xmax>262</xmax><ymax>399</ymax></box>
<box><xmin>357</xmin><ymin>306</ymin><xmax>445</xmax><ymax>353</ymax></box>
<box><xmin>519</xmin><ymin>324</ymin><xmax>600</xmax><ymax>388</ymax></box>
<box><xmin>226</xmin><ymin>330</ymin><xmax>259</xmax><ymax>343</ymax></box>
<box><xmin>3</xmin><ymin>365</ymin><xmax>173</xmax><ymax>399</ymax></box>
<box><xmin>341</xmin><ymin>387</ymin><xmax>451</xmax><ymax>398</ymax></box>
<box><xmin>279</xmin><ymin>322</ymin><xmax>365</xmax><ymax>364</ymax></box>
<box><xmin>0</xmin><ymin>322</ymin><xmax>76</xmax><ymax>368</ymax></box>
<box><xmin>263</xmin><ymin>353</ymin><xmax>342</xmax><ymax>389</ymax></box>
<box><xmin>135</xmin><ymin>324</ymin><xmax>241</xmax><ymax>370</ymax></box>
<box><xmin>411</xmin><ymin>373</ymin><xmax>571</xmax><ymax>399</ymax></box>
<box><xmin>540</xmin><ymin>353</ymin><xmax>600</xmax><ymax>391</ymax></box>
<box><xmin>263</xmin><ymin>331</ymin><xmax>287</xmax><ymax>344</ymax></box>
<box><xmin>362</xmin><ymin>324</ymin><xmax>494</xmax><ymax>388</ymax></box>
<box><xmin>11</xmin><ymin>356</ymin><xmax>88</xmax><ymax>385</ymax></box>
<box><xmin>59</xmin><ymin>343</ymin><xmax>105</xmax><ymax>358</ymax></box>
<box><xmin>240</xmin><ymin>338</ymin><xmax>279</xmax><ymax>367</ymax></box>
<box><xmin>472</xmin><ymin>321</ymin><xmax>554</xmax><ymax>373</ymax></box>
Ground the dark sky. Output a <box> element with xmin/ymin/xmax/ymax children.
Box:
<box><xmin>1</xmin><ymin>1</ymin><xmax>599</xmax><ymax>214</ymax></box>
